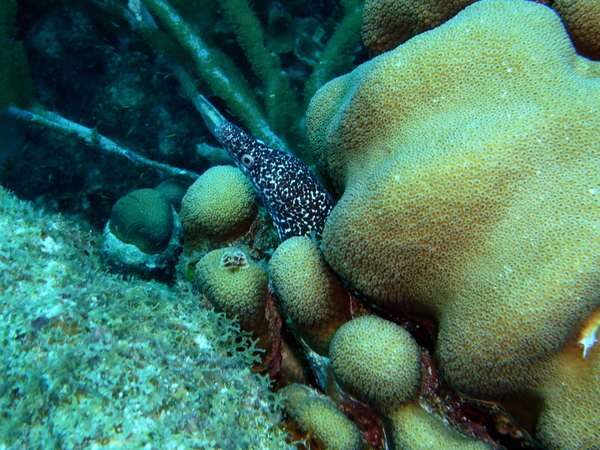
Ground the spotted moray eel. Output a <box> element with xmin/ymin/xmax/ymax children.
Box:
<box><xmin>216</xmin><ymin>123</ymin><xmax>336</xmax><ymax>242</ymax></box>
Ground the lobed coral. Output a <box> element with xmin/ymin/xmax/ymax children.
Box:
<box><xmin>108</xmin><ymin>188</ymin><xmax>174</xmax><ymax>254</ymax></box>
<box><xmin>388</xmin><ymin>403</ymin><xmax>490</xmax><ymax>450</ymax></box>
<box><xmin>307</xmin><ymin>0</ymin><xmax>600</xmax><ymax>447</ymax></box>
<box><xmin>195</xmin><ymin>247</ymin><xmax>270</xmax><ymax>348</ymax></box>
<box><xmin>329</xmin><ymin>315</ymin><xmax>422</xmax><ymax>415</ymax></box>
<box><xmin>0</xmin><ymin>186</ymin><xmax>291</xmax><ymax>449</ymax></box>
<box><xmin>154</xmin><ymin>178</ymin><xmax>191</xmax><ymax>213</ymax></box>
<box><xmin>279</xmin><ymin>383</ymin><xmax>363</xmax><ymax>450</ymax></box>
<box><xmin>102</xmin><ymin>187</ymin><xmax>182</xmax><ymax>279</ymax></box>
<box><xmin>329</xmin><ymin>316</ymin><xmax>491</xmax><ymax>448</ymax></box>
<box><xmin>268</xmin><ymin>236</ymin><xmax>351</xmax><ymax>356</ymax></box>
<box><xmin>362</xmin><ymin>0</ymin><xmax>476</xmax><ymax>56</ymax></box>
<box><xmin>535</xmin><ymin>338</ymin><xmax>600</xmax><ymax>449</ymax></box>
<box><xmin>553</xmin><ymin>0</ymin><xmax>600</xmax><ymax>60</ymax></box>
<box><xmin>180</xmin><ymin>166</ymin><xmax>258</xmax><ymax>251</ymax></box>
<box><xmin>362</xmin><ymin>0</ymin><xmax>599</xmax><ymax>62</ymax></box>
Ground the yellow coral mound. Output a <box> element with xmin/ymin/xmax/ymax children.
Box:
<box><xmin>329</xmin><ymin>316</ymin><xmax>422</xmax><ymax>414</ymax></box>
<box><xmin>389</xmin><ymin>402</ymin><xmax>491</xmax><ymax>450</ymax></box>
<box><xmin>195</xmin><ymin>247</ymin><xmax>269</xmax><ymax>342</ymax></box>
<box><xmin>280</xmin><ymin>384</ymin><xmax>363</xmax><ymax>450</ymax></box>
<box><xmin>553</xmin><ymin>0</ymin><xmax>600</xmax><ymax>60</ymax></box>
<box><xmin>307</xmin><ymin>0</ymin><xmax>600</xmax><ymax>447</ymax></box>
<box><xmin>269</xmin><ymin>236</ymin><xmax>351</xmax><ymax>355</ymax></box>
<box><xmin>180</xmin><ymin>166</ymin><xmax>257</xmax><ymax>245</ymax></box>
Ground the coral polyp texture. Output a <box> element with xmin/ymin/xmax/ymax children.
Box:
<box><xmin>306</xmin><ymin>0</ymin><xmax>600</xmax><ymax>447</ymax></box>
<box><xmin>329</xmin><ymin>316</ymin><xmax>422</xmax><ymax>415</ymax></box>
<box><xmin>195</xmin><ymin>247</ymin><xmax>270</xmax><ymax>345</ymax></box>
<box><xmin>268</xmin><ymin>236</ymin><xmax>351</xmax><ymax>356</ymax></box>
<box><xmin>280</xmin><ymin>383</ymin><xmax>363</xmax><ymax>450</ymax></box>
<box><xmin>362</xmin><ymin>0</ymin><xmax>599</xmax><ymax>60</ymax></box>
<box><xmin>180</xmin><ymin>166</ymin><xmax>258</xmax><ymax>249</ymax></box>
<box><xmin>362</xmin><ymin>0</ymin><xmax>476</xmax><ymax>55</ymax></box>
<box><xmin>154</xmin><ymin>178</ymin><xmax>192</xmax><ymax>213</ymax></box>
<box><xmin>102</xmin><ymin>187</ymin><xmax>181</xmax><ymax>278</ymax></box>
<box><xmin>550</xmin><ymin>0</ymin><xmax>600</xmax><ymax>60</ymax></box>
<box><xmin>388</xmin><ymin>403</ymin><xmax>490</xmax><ymax>450</ymax></box>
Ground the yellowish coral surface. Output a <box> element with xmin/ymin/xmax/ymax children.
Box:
<box><xmin>536</xmin><ymin>340</ymin><xmax>600</xmax><ymax>450</ymax></box>
<box><xmin>307</xmin><ymin>0</ymin><xmax>600</xmax><ymax>447</ymax></box>
<box><xmin>329</xmin><ymin>315</ymin><xmax>422</xmax><ymax>414</ymax></box>
<box><xmin>195</xmin><ymin>247</ymin><xmax>269</xmax><ymax>339</ymax></box>
<box><xmin>280</xmin><ymin>384</ymin><xmax>363</xmax><ymax>450</ymax></box>
<box><xmin>389</xmin><ymin>402</ymin><xmax>491</xmax><ymax>450</ymax></box>
<box><xmin>180</xmin><ymin>166</ymin><xmax>257</xmax><ymax>246</ymax></box>
<box><xmin>269</xmin><ymin>236</ymin><xmax>351</xmax><ymax>356</ymax></box>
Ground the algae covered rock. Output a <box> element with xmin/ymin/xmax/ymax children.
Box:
<box><xmin>0</xmin><ymin>186</ymin><xmax>292</xmax><ymax>449</ymax></box>
<box><xmin>306</xmin><ymin>0</ymin><xmax>600</xmax><ymax>447</ymax></box>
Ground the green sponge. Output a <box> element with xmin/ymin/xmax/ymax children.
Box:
<box><xmin>109</xmin><ymin>188</ymin><xmax>174</xmax><ymax>255</ymax></box>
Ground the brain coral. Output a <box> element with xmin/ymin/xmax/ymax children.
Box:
<box><xmin>195</xmin><ymin>247</ymin><xmax>269</xmax><ymax>344</ymax></box>
<box><xmin>268</xmin><ymin>236</ymin><xmax>351</xmax><ymax>356</ymax></box>
<box><xmin>280</xmin><ymin>383</ymin><xmax>362</xmax><ymax>450</ymax></box>
<box><xmin>329</xmin><ymin>315</ymin><xmax>422</xmax><ymax>415</ymax></box>
<box><xmin>109</xmin><ymin>188</ymin><xmax>174</xmax><ymax>254</ymax></box>
<box><xmin>180</xmin><ymin>166</ymin><xmax>257</xmax><ymax>246</ymax></box>
<box><xmin>306</xmin><ymin>0</ymin><xmax>600</xmax><ymax>446</ymax></box>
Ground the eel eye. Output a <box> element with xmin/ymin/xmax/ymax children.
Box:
<box><xmin>241</xmin><ymin>154</ymin><xmax>254</xmax><ymax>168</ymax></box>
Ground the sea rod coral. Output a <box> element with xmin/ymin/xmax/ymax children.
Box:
<box><xmin>307</xmin><ymin>0</ymin><xmax>600</xmax><ymax>448</ymax></box>
<box><xmin>1</xmin><ymin>0</ymin><xmax>366</xmax><ymax>229</ymax></box>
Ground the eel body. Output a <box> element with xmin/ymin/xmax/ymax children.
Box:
<box><xmin>216</xmin><ymin>123</ymin><xmax>335</xmax><ymax>242</ymax></box>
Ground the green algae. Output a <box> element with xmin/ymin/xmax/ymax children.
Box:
<box><xmin>0</xmin><ymin>186</ymin><xmax>291</xmax><ymax>449</ymax></box>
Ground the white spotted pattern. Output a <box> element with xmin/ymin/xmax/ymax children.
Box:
<box><xmin>217</xmin><ymin>123</ymin><xmax>336</xmax><ymax>241</ymax></box>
